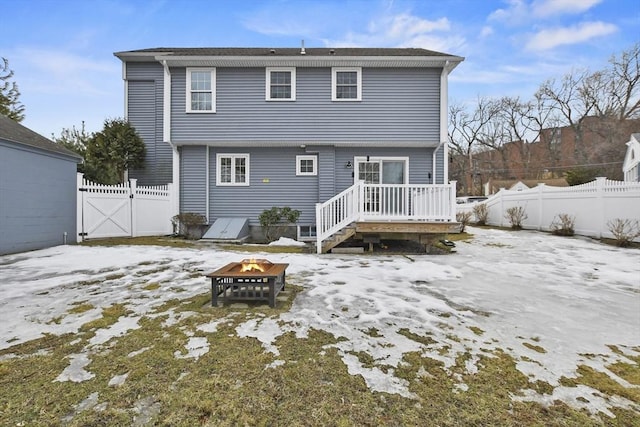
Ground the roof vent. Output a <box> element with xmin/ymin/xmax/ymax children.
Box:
<box><xmin>270</xmin><ymin>49</ymin><xmax>276</xmax><ymax>54</ymax></box>
<box><xmin>300</xmin><ymin>40</ymin><xmax>306</xmax><ymax>55</ymax></box>
<box><xmin>329</xmin><ymin>49</ymin><xmax>336</xmax><ymax>55</ymax></box>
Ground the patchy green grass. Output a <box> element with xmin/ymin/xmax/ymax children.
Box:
<box><xmin>397</xmin><ymin>328</ymin><xmax>437</xmax><ymax>346</ymax></box>
<box><xmin>0</xmin><ymin>274</ymin><xmax>638</xmax><ymax>425</ymax></box>
<box><xmin>560</xmin><ymin>365</ymin><xmax>640</xmax><ymax>404</ymax></box>
<box><xmin>445</xmin><ymin>232</ymin><xmax>474</xmax><ymax>242</ymax></box>
<box><xmin>218</xmin><ymin>243</ymin><xmax>310</xmax><ymax>254</ymax></box>
<box><xmin>142</xmin><ymin>283</ymin><xmax>161</xmax><ymax>291</ymax></box>
<box><xmin>469</xmin><ymin>326</ymin><xmax>485</xmax><ymax>336</ymax></box>
<box><xmin>80</xmin><ymin>236</ymin><xmax>197</xmax><ymax>248</ymax></box>
<box><xmin>68</xmin><ymin>302</ymin><xmax>94</xmax><ymax>314</ymax></box>
<box><xmin>523</xmin><ymin>342</ymin><xmax>547</xmax><ymax>354</ymax></box>
<box><xmin>78</xmin><ymin>304</ymin><xmax>130</xmax><ymax>333</ymax></box>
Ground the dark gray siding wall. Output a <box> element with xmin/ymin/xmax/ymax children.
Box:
<box><xmin>179</xmin><ymin>145</ymin><xmax>207</xmax><ymax>216</ymax></box>
<box><xmin>0</xmin><ymin>142</ymin><xmax>77</xmax><ymax>255</ymax></box>
<box><xmin>171</xmin><ymin>67</ymin><xmax>441</xmax><ymax>143</ymax></box>
<box><xmin>126</xmin><ymin>62</ymin><xmax>172</xmax><ymax>185</ymax></box>
<box><xmin>206</xmin><ymin>147</ymin><xmax>319</xmax><ymax>225</ymax></box>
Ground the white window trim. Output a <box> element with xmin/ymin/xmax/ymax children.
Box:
<box><xmin>186</xmin><ymin>67</ymin><xmax>216</xmax><ymax>113</ymax></box>
<box><xmin>353</xmin><ymin>156</ymin><xmax>409</xmax><ymax>184</ymax></box>
<box><xmin>216</xmin><ymin>153</ymin><xmax>250</xmax><ymax>186</ymax></box>
<box><xmin>296</xmin><ymin>155</ymin><xmax>317</xmax><ymax>176</ymax></box>
<box><xmin>266</xmin><ymin>67</ymin><xmax>296</xmax><ymax>101</ymax></box>
<box><xmin>297</xmin><ymin>225</ymin><xmax>317</xmax><ymax>242</ymax></box>
<box><xmin>332</xmin><ymin>67</ymin><xmax>362</xmax><ymax>101</ymax></box>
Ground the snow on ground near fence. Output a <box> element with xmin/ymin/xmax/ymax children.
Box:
<box><xmin>0</xmin><ymin>227</ymin><xmax>639</xmax><ymax>416</ymax></box>
<box><xmin>458</xmin><ymin>178</ymin><xmax>640</xmax><ymax>242</ymax></box>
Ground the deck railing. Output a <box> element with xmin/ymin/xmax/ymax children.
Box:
<box><xmin>316</xmin><ymin>181</ymin><xmax>457</xmax><ymax>253</ymax></box>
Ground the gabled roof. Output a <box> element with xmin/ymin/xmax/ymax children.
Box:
<box><xmin>0</xmin><ymin>114</ymin><xmax>82</xmax><ymax>160</ymax></box>
<box><xmin>116</xmin><ymin>47</ymin><xmax>455</xmax><ymax>57</ymax></box>
<box><xmin>114</xmin><ymin>47</ymin><xmax>464</xmax><ymax>70</ymax></box>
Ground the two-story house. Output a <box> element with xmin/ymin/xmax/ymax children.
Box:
<box><xmin>114</xmin><ymin>47</ymin><xmax>464</xmax><ymax>252</ymax></box>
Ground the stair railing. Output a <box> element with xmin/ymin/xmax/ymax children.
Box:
<box><xmin>315</xmin><ymin>181</ymin><xmax>362</xmax><ymax>253</ymax></box>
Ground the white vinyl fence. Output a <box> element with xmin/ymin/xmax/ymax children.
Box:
<box><xmin>76</xmin><ymin>174</ymin><xmax>177</xmax><ymax>242</ymax></box>
<box><xmin>457</xmin><ymin>177</ymin><xmax>640</xmax><ymax>242</ymax></box>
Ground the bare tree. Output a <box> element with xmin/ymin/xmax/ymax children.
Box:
<box><xmin>605</xmin><ymin>43</ymin><xmax>640</xmax><ymax>120</ymax></box>
<box><xmin>535</xmin><ymin>69</ymin><xmax>596</xmax><ymax>164</ymax></box>
<box><xmin>448</xmin><ymin>98</ymin><xmax>501</xmax><ymax>195</ymax></box>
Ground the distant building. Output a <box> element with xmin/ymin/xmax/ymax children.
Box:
<box><xmin>623</xmin><ymin>133</ymin><xmax>640</xmax><ymax>182</ymax></box>
<box><xmin>452</xmin><ymin>117</ymin><xmax>640</xmax><ymax>195</ymax></box>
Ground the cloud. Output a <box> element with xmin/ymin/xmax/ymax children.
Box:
<box><xmin>480</xmin><ymin>26</ymin><xmax>494</xmax><ymax>38</ymax></box>
<box><xmin>488</xmin><ymin>0</ymin><xmax>529</xmax><ymax>24</ymax></box>
<box><xmin>386</xmin><ymin>14</ymin><xmax>450</xmax><ymax>37</ymax></box>
<box><xmin>13</xmin><ymin>47</ymin><xmax>117</xmax><ymax>96</ymax></box>
<box><xmin>531</xmin><ymin>0</ymin><xmax>603</xmax><ymax>17</ymax></box>
<box><xmin>323</xmin><ymin>13</ymin><xmax>464</xmax><ymax>53</ymax></box>
<box><xmin>525</xmin><ymin>21</ymin><xmax>618</xmax><ymax>51</ymax></box>
<box><xmin>489</xmin><ymin>0</ymin><xmax>602</xmax><ymax>23</ymax></box>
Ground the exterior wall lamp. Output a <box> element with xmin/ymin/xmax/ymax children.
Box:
<box><xmin>345</xmin><ymin>161</ymin><xmax>353</xmax><ymax>169</ymax></box>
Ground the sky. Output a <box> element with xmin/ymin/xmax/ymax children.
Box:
<box><xmin>1</xmin><ymin>0</ymin><xmax>638</xmax><ymax>139</ymax></box>
<box><xmin>1</xmin><ymin>227</ymin><xmax>639</xmax><ymax>417</ymax></box>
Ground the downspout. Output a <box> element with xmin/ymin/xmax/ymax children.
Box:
<box><xmin>432</xmin><ymin>140</ymin><xmax>444</xmax><ymax>184</ymax></box>
<box><xmin>122</xmin><ymin>62</ymin><xmax>128</xmax><ymax>119</ymax></box>
<box><xmin>440</xmin><ymin>60</ymin><xmax>451</xmax><ymax>184</ymax></box>
<box><xmin>161</xmin><ymin>60</ymin><xmax>179</xmax><ymax>217</ymax></box>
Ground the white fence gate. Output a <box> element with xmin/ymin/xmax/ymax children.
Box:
<box><xmin>457</xmin><ymin>177</ymin><xmax>640</xmax><ymax>241</ymax></box>
<box><xmin>76</xmin><ymin>174</ymin><xmax>176</xmax><ymax>242</ymax></box>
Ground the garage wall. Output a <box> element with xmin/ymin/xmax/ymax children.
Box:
<box><xmin>0</xmin><ymin>141</ymin><xmax>78</xmax><ymax>255</ymax></box>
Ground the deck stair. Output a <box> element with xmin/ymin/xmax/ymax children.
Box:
<box><xmin>315</xmin><ymin>181</ymin><xmax>458</xmax><ymax>253</ymax></box>
<box><xmin>321</xmin><ymin>223</ymin><xmax>357</xmax><ymax>253</ymax></box>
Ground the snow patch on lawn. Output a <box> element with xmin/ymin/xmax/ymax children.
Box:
<box><xmin>1</xmin><ymin>227</ymin><xmax>639</xmax><ymax>416</ymax></box>
<box><xmin>268</xmin><ymin>237</ymin><xmax>307</xmax><ymax>247</ymax></box>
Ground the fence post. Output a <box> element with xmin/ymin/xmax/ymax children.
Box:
<box><xmin>76</xmin><ymin>173</ymin><xmax>84</xmax><ymax>243</ymax></box>
<box><xmin>129</xmin><ymin>178</ymin><xmax>137</xmax><ymax>237</ymax></box>
<box><xmin>167</xmin><ymin>183</ymin><xmax>176</xmax><ymax>234</ymax></box>
<box><xmin>315</xmin><ymin>203</ymin><xmax>322</xmax><ymax>254</ymax></box>
<box><xmin>537</xmin><ymin>183</ymin><xmax>545</xmax><ymax>231</ymax></box>
<box><xmin>449</xmin><ymin>181</ymin><xmax>457</xmax><ymax>221</ymax></box>
<box><xmin>595</xmin><ymin>177</ymin><xmax>606</xmax><ymax>238</ymax></box>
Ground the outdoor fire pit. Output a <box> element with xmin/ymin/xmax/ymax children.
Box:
<box><xmin>206</xmin><ymin>259</ymin><xmax>288</xmax><ymax>308</ymax></box>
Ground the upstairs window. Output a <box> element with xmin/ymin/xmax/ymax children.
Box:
<box><xmin>266</xmin><ymin>67</ymin><xmax>296</xmax><ymax>101</ymax></box>
<box><xmin>216</xmin><ymin>154</ymin><xmax>249</xmax><ymax>186</ymax></box>
<box><xmin>332</xmin><ymin>67</ymin><xmax>361</xmax><ymax>101</ymax></box>
<box><xmin>186</xmin><ymin>68</ymin><xmax>216</xmax><ymax>112</ymax></box>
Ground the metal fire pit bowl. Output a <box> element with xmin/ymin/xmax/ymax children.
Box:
<box><xmin>205</xmin><ymin>259</ymin><xmax>288</xmax><ymax>308</ymax></box>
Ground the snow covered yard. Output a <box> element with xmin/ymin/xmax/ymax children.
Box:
<box><xmin>0</xmin><ymin>227</ymin><xmax>638</xmax><ymax>425</ymax></box>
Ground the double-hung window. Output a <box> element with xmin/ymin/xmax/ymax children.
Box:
<box><xmin>332</xmin><ymin>67</ymin><xmax>362</xmax><ymax>101</ymax></box>
<box><xmin>266</xmin><ymin>67</ymin><xmax>296</xmax><ymax>101</ymax></box>
<box><xmin>216</xmin><ymin>154</ymin><xmax>249</xmax><ymax>186</ymax></box>
<box><xmin>296</xmin><ymin>155</ymin><xmax>317</xmax><ymax>176</ymax></box>
<box><xmin>186</xmin><ymin>68</ymin><xmax>216</xmax><ymax>112</ymax></box>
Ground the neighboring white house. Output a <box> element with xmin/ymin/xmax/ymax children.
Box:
<box><xmin>623</xmin><ymin>133</ymin><xmax>640</xmax><ymax>182</ymax></box>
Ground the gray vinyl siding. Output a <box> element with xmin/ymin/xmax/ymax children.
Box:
<box><xmin>333</xmin><ymin>147</ymin><xmax>434</xmax><ymax>193</ymax></box>
<box><xmin>0</xmin><ymin>142</ymin><xmax>77</xmax><ymax>255</ymax></box>
<box><xmin>179</xmin><ymin>145</ymin><xmax>436</xmax><ymax>226</ymax></box>
<box><xmin>314</xmin><ymin>146</ymin><xmax>336</xmax><ymax>201</ymax></box>
<box><xmin>207</xmin><ymin>147</ymin><xmax>319</xmax><ymax>225</ymax></box>
<box><xmin>179</xmin><ymin>146</ymin><xmax>207</xmax><ymax>216</ymax></box>
<box><xmin>171</xmin><ymin>67</ymin><xmax>441</xmax><ymax>143</ymax></box>
<box><xmin>126</xmin><ymin>63</ymin><xmax>172</xmax><ymax>185</ymax></box>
